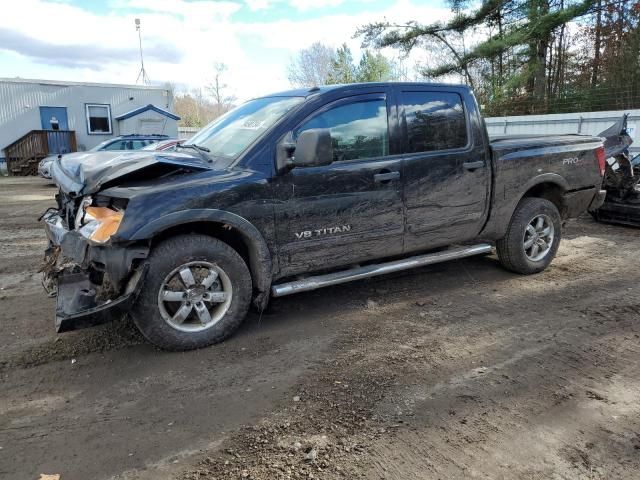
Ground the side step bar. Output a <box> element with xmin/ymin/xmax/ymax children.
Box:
<box><xmin>271</xmin><ymin>243</ymin><xmax>493</xmax><ymax>298</ymax></box>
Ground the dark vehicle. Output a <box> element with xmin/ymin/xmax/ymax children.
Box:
<box><xmin>590</xmin><ymin>115</ymin><xmax>638</xmax><ymax>226</ymax></box>
<box><xmin>42</xmin><ymin>83</ymin><xmax>607</xmax><ymax>350</ymax></box>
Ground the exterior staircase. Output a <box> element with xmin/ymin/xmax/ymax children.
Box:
<box><xmin>3</xmin><ymin>130</ymin><xmax>77</xmax><ymax>176</ymax></box>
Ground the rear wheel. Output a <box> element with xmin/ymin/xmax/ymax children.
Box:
<box><xmin>496</xmin><ymin>197</ymin><xmax>562</xmax><ymax>275</ymax></box>
<box><xmin>131</xmin><ymin>234</ymin><xmax>251</xmax><ymax>351</ymax></box>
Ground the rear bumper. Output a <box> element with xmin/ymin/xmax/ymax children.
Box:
<box><xmin>563</xmin><ymin>188</ymin><xmax>607</xmax><ymax>218</ymax></box>
<box><xmin>41</xmin><ymin>211</ymin><xmax>149</xmax><ymax>332</ymax></box>
<box><xmin>588</xmin><ymin>189</ymin><xmax>607</xmax><ymax>211</ymax></box>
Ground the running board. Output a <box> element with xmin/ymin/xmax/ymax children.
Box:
<box><xmin>271</xmin><ymin>243</ymin><xmax>493</xmax><ymax>297</ymax></box>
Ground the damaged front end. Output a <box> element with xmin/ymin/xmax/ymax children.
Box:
<box><xmin>591</xmin><ymin>115</ymin><xmax>640</xmax><ymax>226</ymax></box>
<box><xmin>40</xmin><ymin>149</ymin><xmax>213</xmax><ymax>332</ymax></box>
<box><xmin>41</xmin><ymin>191</ymin><xmax>149</xmax><ymax>332</ymax></box>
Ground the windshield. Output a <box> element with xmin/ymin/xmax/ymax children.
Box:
<box><xmin>187</xmin><ymin>96</ymin><xmax>304</xmax><ymax>161</ymax></box>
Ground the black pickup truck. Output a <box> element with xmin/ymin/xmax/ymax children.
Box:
<box><xmin>43</xmin><ymin>82</ymin><xmax>607</xmax><ymax>350</ymax></box>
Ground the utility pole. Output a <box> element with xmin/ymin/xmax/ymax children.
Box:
<box><xmin>135</xmin><ymin>18</ymin><xmax>150</xmax><ymax>85</ymax></box>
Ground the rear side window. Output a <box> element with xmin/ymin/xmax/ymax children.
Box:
<box><xmin>296</xmin><ymin>98</ymin><xmax>389</xmax><ymax>162</ymax></box>
<box><xmin>101</xmin><ymin>140</ymin><xmax>125</xmax><ymax>151</ymax></box>
<box><xmin>402</xmin><ymin>91</ymin><xmax>467</xmax><ymax>153</ymax></box>
<box><xmin>131</xmin><ymin>140</ymin><xmax>150</xmax><ymax>149</ymax></box>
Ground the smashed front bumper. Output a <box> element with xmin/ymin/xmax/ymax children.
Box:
<box><xmin>41</xmin><ymin>210</ymin><xmax>149</xmax><ymax>332</ymax></box>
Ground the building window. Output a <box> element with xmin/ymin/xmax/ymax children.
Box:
<box><xmin>86</xmin><ymin>104</ymin><xmax>112</xmax><ymax>134</ymax></box>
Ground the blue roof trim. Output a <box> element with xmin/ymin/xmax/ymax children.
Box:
<box><xmin>115</xmin><ymin>104</ymin><xmax>181</xmax><ymax>121</ymax></box>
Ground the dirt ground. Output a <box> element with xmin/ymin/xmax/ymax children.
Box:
<box><xmin>1</xmin><ymin>176</ymin><xmax>639</xmax><ymax>480</ymax></box>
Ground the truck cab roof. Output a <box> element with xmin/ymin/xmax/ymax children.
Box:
<box><xmin>263</xmin><ymin>82</ymin><xmax>471</xmax><ymax>100</ymax></box>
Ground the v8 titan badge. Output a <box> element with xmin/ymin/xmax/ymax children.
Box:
<box><xmin>295</xmin><ymin>225</ymin><xmax>351</xmax><ymax>239</ymax></box>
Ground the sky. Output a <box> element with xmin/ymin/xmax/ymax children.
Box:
<box><xmin>0</xmin><ymin>0</ymin><xmax>452</xmax><ymax>102</ymax></box>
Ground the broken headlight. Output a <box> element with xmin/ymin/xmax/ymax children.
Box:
<box><xmin>76</xmin><ymin>197</ymin><xmax>124</xmax><ymax>244</ymax></box>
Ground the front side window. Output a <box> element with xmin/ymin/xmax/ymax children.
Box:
<box><xmin>296</xmin><ymin>98</ymin><xmax>389</xmax><ymax>163</ymax></box>
<box><xmin>188</xmin><ymin>96</ymin><xmax>304</xmax><ymax>162</ymax></box>
<box><xmin>86</xmin><ymin>104</ymin><xmax>112</xmax><ymax>134</ymax></box>
<box><xmin>402</xmin><ymin>92</ymin><xmax>467</xmax><ymax>153</ymax></box>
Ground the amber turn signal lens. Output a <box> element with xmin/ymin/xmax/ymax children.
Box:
<box><xmin>85</xmin><ymin>206</ymin><xmax>124</xmax><ymax>243</ymax></box>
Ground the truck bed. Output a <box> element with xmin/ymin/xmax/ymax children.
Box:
<box><xmin>480</xmin><ymin>133</ymin><xmax>605</xmax><ymax>239</ymax></box>
<box><xmin>489</xmin><ymin>133</ymin><xmax>603</xmax><ymax>151</ymax></box>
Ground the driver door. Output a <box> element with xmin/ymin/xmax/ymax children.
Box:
<box><xmin>274</xmin><ymin>93</ymin><xmax>405</xmax><ymax>277</ymax></box>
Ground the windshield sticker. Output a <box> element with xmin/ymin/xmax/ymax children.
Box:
<box><xmin>240</xmin><ymin>120</ymin><xmax>267</xmax><ymax>130</ymax></box>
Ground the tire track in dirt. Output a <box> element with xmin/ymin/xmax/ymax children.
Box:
<box><xmin>362</xmin><ymin>298</ymin><xmax>640</xmax><ymax>480</ymax></box>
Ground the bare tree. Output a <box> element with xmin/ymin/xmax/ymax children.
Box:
<box><xmin>287</xmin><ymin>42</ymin><xmax>336</xmax><ymax>87</ymax></box>
<box><xmin>174</xmin><ymin>87</ymin><xmax>220</xmax><ymax>128</ymax></box>
<box><xmin>207</xmin><ymin>62</ymin><xmax>237</xmax><ymax>117</ymax></box>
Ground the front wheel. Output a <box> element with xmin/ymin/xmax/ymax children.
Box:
<box><xmin>131</xmin><ymin>234</ymin><xmax>252</xmax><ymax>351</ymax></box>
<box><xmin>496</xmin><ymin>197</ymin><xmax>562</xmax><ymax>275</ymax></box>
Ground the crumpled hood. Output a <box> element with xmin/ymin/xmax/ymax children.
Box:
<box><xmin>51</xmin><ymin>150</ymin><xmax>212</xmax><ymax>196</ymax></box>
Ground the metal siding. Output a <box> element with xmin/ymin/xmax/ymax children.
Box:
<box><xmin>118</xmin><ymin>110</ymin><xmax>178</xmax><ymax>137</ymax></box>
<box><xmin>0</xmin><ymin>79</ymin><xmax>175</xmax><ymax>153</ymax></box>
<box><xmin>486</xmin><ymin>109</ymin><xmax>640</xmax><ymax>154</ymax></box>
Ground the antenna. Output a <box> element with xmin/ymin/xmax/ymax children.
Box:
<box><xmin>135</xmin><ymin>18</ymin><xmax>150</xmax><ymax>85</ymax></box>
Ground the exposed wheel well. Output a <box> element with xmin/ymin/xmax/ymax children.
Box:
<box><xmin>522</xmin><ymin>182</ymin><xmax>566</xmax><ymax>218</ymax></box>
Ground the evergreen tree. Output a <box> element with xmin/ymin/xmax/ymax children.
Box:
<box><xmin>327</xmin><ymin>44</ymin><xmax>358</xmax><ymax>84</ymax></box>
<box><xmin>357</xmin><ymin>51</ymin><xmax>393</xmax><ymax>82</ymax></box>
<box><xmin>355</xmin><ymin>0</ymin><xmax>640</xmax><ymax>115</ymax></box>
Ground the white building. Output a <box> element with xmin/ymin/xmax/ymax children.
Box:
<box><xmin>0</xmin><ymin>78</ymin><xmax>179</xmax><ymax>174</ymax></box>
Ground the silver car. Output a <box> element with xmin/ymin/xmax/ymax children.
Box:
<box><xmin>38</xmin><ymin>136</ymin><xmax>171</xmax><ymax>179</ymax></box>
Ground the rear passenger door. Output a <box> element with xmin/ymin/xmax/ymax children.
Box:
<box><xmin>275</xmin><ymin>92</ymin><xmax>405</xmax><ymax>276</ymax></box>
<box><xmin>399</xmin><ymin>88</ymin><xmax>490</xmax><ymax>252</ymax></box>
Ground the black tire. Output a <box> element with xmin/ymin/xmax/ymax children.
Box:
<box><xmin>496</xmin><ymin>197</ymin><xmax>562</xmax><ymax>275</ymax></box>
<box><xmin>131</xmin><ymin>234</ymin><xmax>252</xmax><ymax>351</ymax></box>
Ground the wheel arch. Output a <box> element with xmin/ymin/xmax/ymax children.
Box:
<box><xmin>481</xmin><ymin>173</ymin><xmax>570</xmax><ymax>240</ymax></box>
<box><xmin>130</xmin><ymin>209</ymin><xmax>272</xmax><ymax>309</ymax></box>
<box><xmin>520</xmin><ymin>180</ymin><xmax>567</xmax><ymax>218</ymax></box>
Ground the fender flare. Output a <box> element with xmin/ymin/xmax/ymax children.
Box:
<box><xmin>482</xmin><ymin>173</ymin><xmax>570</xmax><ymax>240</ymax></box>
<box><xmin>130</xmin><ymin>209</ymin><xmax>272</xmax><ymax>308</ymax></box>
<box><xmin>517</xmin><ymin>173</ymin><xmax>570</xmax><ymax>196</ymax></box>
<box><xmin>504</xmin><ymin>173</ymin><xmax>570</xmax><ymax>220</ymax></box>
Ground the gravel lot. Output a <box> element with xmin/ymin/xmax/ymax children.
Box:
<box><xmin>1</xmin><ymin>176</ymin><xmax>639</xmax><ymax>480</ymax></box>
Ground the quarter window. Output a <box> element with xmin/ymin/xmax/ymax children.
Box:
<box><xmin>402</xmin><ymin>92</ymin><xmax>467</xmax><ymax>153</ymax></box>
<box><xmin>297</xmin><ymin>98</ymin><xmax>389</xmax><ymax>163</ymax></box>
<box><xmin>86</xmin><ymin>104</ymin><xmax>112</xmax><ymax>134</ymax></box>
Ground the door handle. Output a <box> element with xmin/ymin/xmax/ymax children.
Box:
<box><xmin>374</xmin><ymin>171</ymin><xmax>400</xmax><ymax>183</ymax></box>
<box><xmin>463</xmin><ymin>161</ymin><xmax>485</xmax><ymax>171</ymax></box>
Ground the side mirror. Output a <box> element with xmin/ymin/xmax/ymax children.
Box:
<box><xmin>292</xmin><ymin>128</ymin><xmax>333</xmax><ymax>168</ymax></box>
